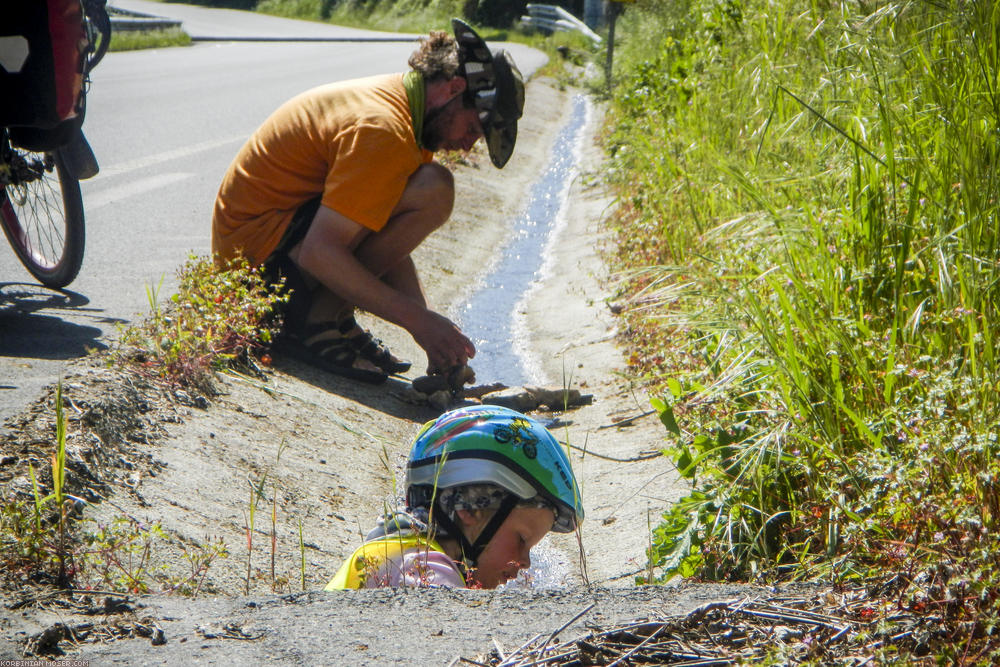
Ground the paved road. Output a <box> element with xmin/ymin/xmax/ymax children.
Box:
<box><xmin>0</xmin><ymin>3</ymin><xmax>545</xmax><ymax>431</ymax></box>
<box><xmin>110</xmin><ymin>0</ymin><xmax>421</xmax><ymax>40</ymax></box>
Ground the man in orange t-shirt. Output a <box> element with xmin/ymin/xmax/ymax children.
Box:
<box><xmin>212</xmin><ymin>20</ymin><xmax>523</xmax><ymax>384</ymax></box>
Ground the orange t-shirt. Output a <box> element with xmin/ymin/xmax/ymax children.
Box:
<box><xmin>212</xmin><ymin>73</ymin><xmax>434</xmax><ymax>264</ymax></box>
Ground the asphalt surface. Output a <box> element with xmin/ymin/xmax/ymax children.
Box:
<box><xmin>0</xmin><ymin>3</ymin><xmax>546</xmax><ymax>432</ymax></box>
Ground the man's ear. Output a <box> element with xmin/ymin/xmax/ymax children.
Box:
<box><xmin>448</xmin><ymin>75</ymin><xmax>467</xmax><ymax>97</ymax></box>
<box><xmin>425</xmin><ymin>75</ymin><xmax>468</xmax><ymax>110</ymax></box>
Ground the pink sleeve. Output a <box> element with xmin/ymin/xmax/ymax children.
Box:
<box><xmin>365</xmin><ymin>548</ymin><xmax>465</xmax><ymax>588</ymax></box>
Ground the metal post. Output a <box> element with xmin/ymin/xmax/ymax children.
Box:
<box><xmin>604</xmin><ymin>1</ymin><xmax>622</xmax><ymax>91</ymax></box>
<box><xmin>584</xmin><ymin>0</ymin><xmax>603</xmax><ymax>29</ymax></box>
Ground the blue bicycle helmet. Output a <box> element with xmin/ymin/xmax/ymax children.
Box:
<box><xmin>406</xmin><ymin>405</ymin><xmax>584</xmax><ymax>561</ymax></box>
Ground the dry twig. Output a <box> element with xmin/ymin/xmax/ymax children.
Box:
<box><xmin>467</xmin><ymin>589</ymin><xmax>927</xmax><ymax>666</ymax></box>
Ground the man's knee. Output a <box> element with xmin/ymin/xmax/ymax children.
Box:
<box><xmin>401</xmin><ymin>162</ymin><xmax>455</xmax><ymax>220</ymax></box>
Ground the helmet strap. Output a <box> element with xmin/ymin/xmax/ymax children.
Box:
<box><xmin>469</xmin><ymin>494</ymin><xmax>519</xmax><ymax>562</ymax></box>
<box><xmin>432</xmin><ymin>494</ymin><xmax>519</xmax><ymax>567</ymax></box>
<box><xmin>431</xmin><ymin>501</ymin><xmax>475</xmax><ymax>568</ymax></box>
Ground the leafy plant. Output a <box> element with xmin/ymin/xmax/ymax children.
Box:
<box><xmin>117</xmin><ymin>254</ymin><xmax>287</xmax><ymax>393</ymax></box>
<box><xmin>82</xmin><ymin>517</ymin><xmax>168</xmax><ymax>594</ymax></box>
<box><xmin>607</xmin><ymin>0</ymin><xmax>1000</xmax><ymax>659</ymax></box>
<box><xmin>2</xmin><ymin>382</ymin><xmax>82</xmax><ymax>586</ymax></box>
<box><xmin>0</xmin><ymin>382</ymin><xmax>229</xmax><ymax>597</ymax></box>
<box><xmin>81</xmin><ymin>516</ymin><xmax>228</xmax><ymax>596</ymax></box>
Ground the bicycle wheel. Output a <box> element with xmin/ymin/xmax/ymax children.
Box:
<box><xmin>1</xmin><ymin>148</ymin><xmax>85</xmax><ymax>289</ymax></box>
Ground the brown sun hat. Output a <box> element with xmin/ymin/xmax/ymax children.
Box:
<box><xmin>451</xmin><ymin>18</ymin><xmax>525</xmax><ymax>168</ymax></box>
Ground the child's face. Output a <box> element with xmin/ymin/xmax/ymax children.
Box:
<box><xmin>463</xmin><ymin>506</ymin><xmax>555</xmax><ymax>589</ymax></box>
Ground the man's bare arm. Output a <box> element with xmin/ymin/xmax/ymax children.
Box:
<box><xmin>289</xmin><ymin>204</ymin><xmax>474</xmax><ymax>370</ymax></box>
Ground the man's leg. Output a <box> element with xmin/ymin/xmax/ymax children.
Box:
<box><xmin>305</xmin><ymin>162</ymin><xmax>455</xmax><ymax>324</ymax></box>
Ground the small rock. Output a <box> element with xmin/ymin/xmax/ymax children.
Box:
<box><xmin>412</xmin><ymin>374</ymin><xmax>449</xmax><ymax>395</ymax></box>
<box><xmin>427</xmin><ymin>390</ymin><xmax>453</xmax><ymax>411</ymax></box>
<box><xmin>480</xmin><ymin>386</ymin><xmax>595</xmax><ymax>412</ymax></box>
<box><xmin>461</xmin><ymin>382</ymin><xmax>508</xmax><ymax>400</ymax></box>
<box><xmin>396</xmin><ymin>386</ymin><xmax>428</xmax><ymax>405</ymax></box>
<box><xmin>480</xmin><ymin>390</ymin><xmax>538</xmax><ymax>413</ymax></box>
<box><xmin>525</xmin><ymin>386</ymin><xmax>593</xmax><ymax>410</ymax></box>
<box><xmin>103</xmin><ymin>596</ymin><xmax>133</xmax><ymax>614</ymax></box>
<box><xmin>412</xmin><ymin>364</ymin><xmax>476</xmax><ymax>396</ymax></box>
<box><xmin>25</xmin><ymin>623</ymin><xmax>70</xmax><ymax>656</ymax></box>
<box><xmin>448</xmin><ymin>365</ymin><xmax>476</xmax><ymax>392</ymax></box>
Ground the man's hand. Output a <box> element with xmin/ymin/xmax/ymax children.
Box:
<box><xmin>410</xmin><ymin>310</ymin><xmax>476</xmax><ymax>372</ymax></box>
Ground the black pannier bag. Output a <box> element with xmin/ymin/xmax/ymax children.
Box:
<box><xmin>1</xmin><ymin>0</ymin><xmax>89</xmax><ymax>151</ymax></box>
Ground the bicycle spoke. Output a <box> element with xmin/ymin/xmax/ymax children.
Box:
<box><xmin>4</xmin><ymin>157</ymin><xmax>67</xmax><ymax>270</ymax></box>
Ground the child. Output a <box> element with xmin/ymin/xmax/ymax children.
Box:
<box><xmin>325</xmin><ymin>405</ymin><xmax>584</xmax><ymax>589</ymax></box>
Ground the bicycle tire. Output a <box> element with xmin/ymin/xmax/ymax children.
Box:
<box><xmin>1</xmin><ymin>148</ymin><xmax>85</xmax><ymax>289</ymax></box>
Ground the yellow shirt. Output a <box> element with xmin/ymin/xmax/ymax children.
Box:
<box><xmin>212</xmin><ymin>73</ymin><xmax>434</xmax><ymax>264</ymax></box>
<box><xmin>325</xmin><ymin>534</ymin><xmax>465</xmax><ymax>590</ymax></box>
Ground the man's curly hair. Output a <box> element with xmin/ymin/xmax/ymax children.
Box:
<box><xmin>408</xmin><ymin>31</ymin><xmax>460</xmax><ymax>82</ymax></box>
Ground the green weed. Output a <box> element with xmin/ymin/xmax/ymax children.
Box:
<box><xmin>116</xmin><ymin>254</ymin><xmax>287</xmax><ymax>394</ymax></box>
<box><xmin>243</xmin><ymin>472</ymin><xmax>266</xmax><ymax>595</ymax></box>
<box><xmin>109</xmin><ymin>28</ymin><xmax>192</xmax><ymax>52</ymax></box>
<box><xmin>0</xmin><ymin>382</ymin><xmax>227</xmax><ymax>596</ymax></box>
<box><xmin>606</xmin><ymin>0</ymin><xmax>1000</xmax><ymax>659</ymax></box>
<box><xmin>242</xmin><ymin>439</ymin><xmax>302</xmax><ymax>594</ymax></box>
<box><xmin>2</xmin><ymin>383</ymin><xmax>80</xmax><ymax>586</ymax></box>
<box><xmin>82</xmin><ymin>516</ymin><xmax>228</xmax><ymax>596</ymax></box>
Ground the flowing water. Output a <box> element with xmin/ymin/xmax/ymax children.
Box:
<box><xmin>456</xmin><ymin>95</ymin><xmax>590</xmax><ymax>389</ymax></box>
<box><xmin>455</xmin><ymin>95</ymin><xmax>591</xmax><ymax>588</ymax></box>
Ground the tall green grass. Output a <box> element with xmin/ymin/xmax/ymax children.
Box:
<box><xmin>607</xmin><ymin>0</ymin><xmax>1000</xmax><ymax>655</ymax></box>
<box><xmin>108</xmin><ymin>28</ymin><xmax>192</xmax><ymax>52</ymax></box>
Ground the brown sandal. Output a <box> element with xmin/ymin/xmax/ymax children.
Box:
<box><xmin>331</xmin><ymin>316</ymin><xmax>412</xmax><ymax>375</ymax></box>
<box><xmin>274</xmin><ymin>326</ymin><xmax>388</xmax><ymax>384</ymax></box>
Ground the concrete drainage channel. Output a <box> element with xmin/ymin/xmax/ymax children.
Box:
<box><xmin>457</xmin><ymin>94</ymin><xmax>591</xmax><ymax>389</ymax></box>
<box><xmin>458</xmin><ymin>95</ymin><xmax>592</xmax><ymax>589</ymax></box>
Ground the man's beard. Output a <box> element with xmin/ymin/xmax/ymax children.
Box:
<box><xmin>421</xmin><ymin>95</ymin><xmax>464</xmax><ymax>151</ymax></box>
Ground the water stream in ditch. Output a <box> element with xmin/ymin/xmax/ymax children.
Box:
<box><xmin>455</xmin><ymin>94</ymin><xmax>590</xmax><ymax>393</ymax></box>
<box><xmin>454</xmin><ymin>94</ymin><xmax>590</xmax><ymax>588</ymax></box>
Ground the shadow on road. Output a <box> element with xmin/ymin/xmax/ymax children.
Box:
<box><xmin>0</xmin><ymin>282</ymin><xmax>120</xmax><ymax>360</ymax></box>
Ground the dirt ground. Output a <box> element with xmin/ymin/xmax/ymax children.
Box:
<box><xmin>0</xmin><ymin>78</ymin><xmax>694</xmax><ymax>662</ymax></box>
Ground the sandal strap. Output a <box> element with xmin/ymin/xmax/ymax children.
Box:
<box><xmin>308</xmin><ymin>337</ymin><xmax>360</xmax><ymax>366</ymax></box>
<box><xmin>336</xmin><ymin>315</ymin><xmax>359</xmax><ymax>335</ymax></box>
<box><xmin>302</xmin><ymin>315</ymin><xmax>411</xmax><ymax>373</ymax></box>
<box><xmin>335</xmin><ymin>316</ymin><xmax>397</xmax><ymax>365</ymax></box>
<box><xmin>352</xmin><ymin>333</ymin><xmax>389</xmax><ymax>361</ymax></box>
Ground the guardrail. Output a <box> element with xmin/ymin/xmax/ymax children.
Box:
<box><xmin>520</xmin><ymin>4</ymin><xmax>602</xmax><ymax>45</ymax></box>
<box><xmin>108</xmin><ymin>7</ymin><xmax>182</xmax><ymax>32</ymax></box>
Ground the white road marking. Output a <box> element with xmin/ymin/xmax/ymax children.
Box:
<box><xmin>90</xmin><ymin>135</ymin><xmax>246</xmax><ymax>182</ymax></box>
<box><xmin>85</xmin><ymin>172</ymin><xmax>194</xmax><ymax>210</ymax></box>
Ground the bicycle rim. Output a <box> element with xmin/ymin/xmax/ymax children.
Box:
<box><xmin>1</xmin><ymin>149</ymin><xmax>85</xmax><ymax>289</ymax></box>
